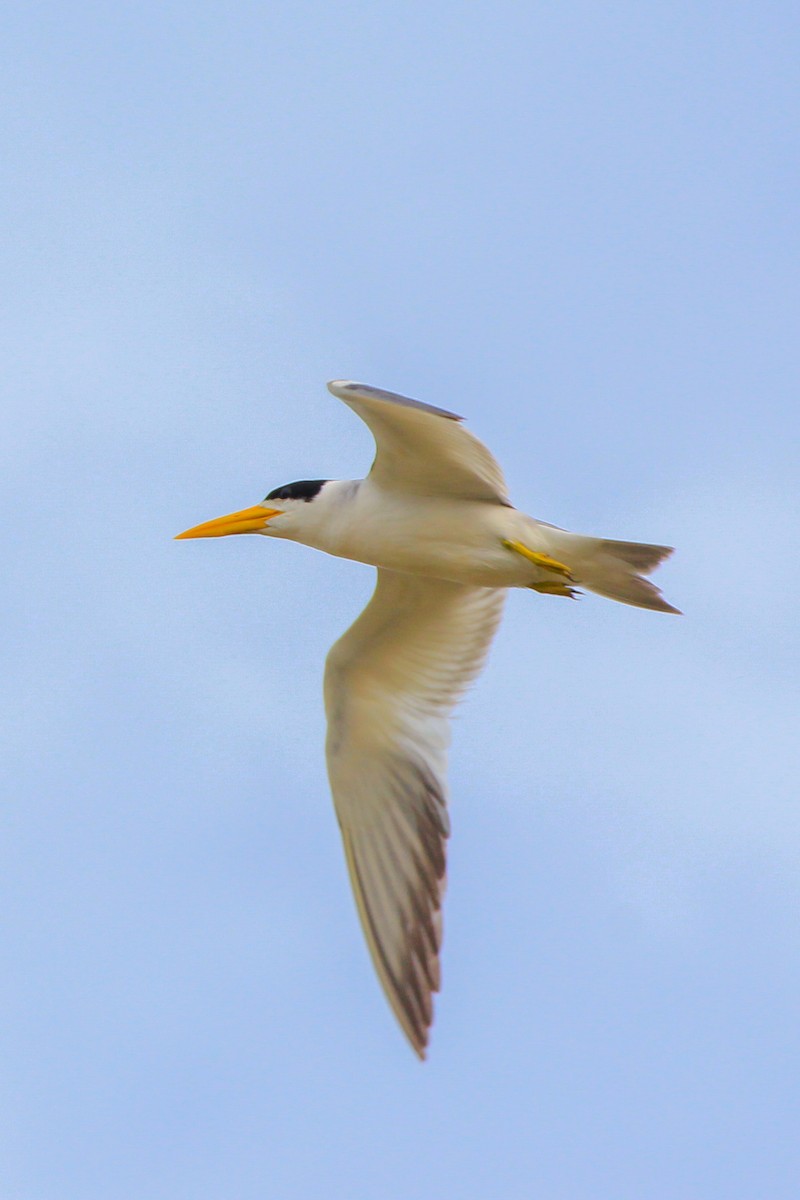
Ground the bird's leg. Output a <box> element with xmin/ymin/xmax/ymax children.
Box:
<box><xmin>501</xmin><ymin>538</ymin><xmax>579</xmax><ymax>599</ymax></box>
<box><xmin>501</xmin><ymin>539</ymin><xmax>574</xmax><ymax>578</ymax></box>
<box><xmin>527</xmin><ymin>580</ymin><xmax>580</xmax><ymax>599</ymax></box>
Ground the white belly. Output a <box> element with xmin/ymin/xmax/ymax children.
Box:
<box><xmin>303</xmin><ymin>485</ymin><xmax>564</xmax><ymax>588</ymax></box>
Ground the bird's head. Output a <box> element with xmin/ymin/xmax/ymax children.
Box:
<box><xmin>175</xmin><ymin>479</ymin><xmax>330</xmax><ymax>541</ymax></box>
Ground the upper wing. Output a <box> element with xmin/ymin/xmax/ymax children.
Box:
<box><xmin>324</xmin><ymin>568</ymin><xmax>506</xmax><ymax>1057</ymax></box>
<box><xmin>327</xmin><ymin>380</ymin><xmax>510</xmax><ymax>504</ymax></box>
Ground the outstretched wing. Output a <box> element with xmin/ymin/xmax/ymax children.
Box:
<box><xmin>324</xmin><ymin>568</ymin><xmax>506</xmax><ymax>1057</ymax></box>
<box><xmin>327</xmin><ymin>380</ymin><xmax>509</xmax><ymax>504</ymax></box>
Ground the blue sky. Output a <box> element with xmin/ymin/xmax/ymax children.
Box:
<box><xmin>3</xmin><ymin>2</ymin><xmax>799</xmax><ymax>1197</ymax></box>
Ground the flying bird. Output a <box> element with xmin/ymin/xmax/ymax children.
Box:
<box><xmin>176</xmin><ymin>381</ymin><xmax>678</xmax><ymax>1057</ymax></box>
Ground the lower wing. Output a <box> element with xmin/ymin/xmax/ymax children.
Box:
<box><xmin>323</xmin><ymin>569</ymin><xmax>506</xmax><ymax>1056</ymax></box>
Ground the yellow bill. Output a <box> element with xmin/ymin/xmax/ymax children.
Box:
<box><xmin>175</xmin><ymin>505</ymin><xmax>282</xmax><ymax>539</ymax></box>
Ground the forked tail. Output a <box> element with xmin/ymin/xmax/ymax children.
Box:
<box><xmin>556</xmin><ymin>534</ymin><xmax>680</xmax><ymax>613</ymax></box>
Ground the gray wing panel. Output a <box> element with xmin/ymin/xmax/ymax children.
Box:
<box><xmin>327</xmin><ymin>379</ymin><xmax>509</xmax><ymax>503</ymax></box>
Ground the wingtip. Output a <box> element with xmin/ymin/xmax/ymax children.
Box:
<box><xmin>326</xmin><ymin>379</ymin><xmax>463</xmax><ymax>420</ymax></box>
<box><xmin>327</xmin><ymin>379</ymin><xmax>355</xmax><ymax>395</ymax></box>
<box><xmin>407</xmin><ymin>1028</ymin><xmax>429</xmax><ymax>1061</ymax></box>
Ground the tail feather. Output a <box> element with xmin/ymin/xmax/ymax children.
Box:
<box><xmin>598</xmin><ymin>539</ymin><xmax>673</xmax><ymax>574</ymax></box>
<box><xmin>552</xmin><ymin>534</ymin><xmax>680</xmax><ymax>614</ymax></box>
<box><xmin>589</xmin><ymin>570</ymin><xmax>681</xmax><ymax>614</ymax></box>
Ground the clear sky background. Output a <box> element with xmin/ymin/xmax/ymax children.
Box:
<box><xmin>3</xmin><ymin>3</ymin><xmax>799</xmax><ymax>1197</ymax></box>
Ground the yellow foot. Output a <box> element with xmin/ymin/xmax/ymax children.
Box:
<box><xmin>529</xmin><ymin>581</ymin><xmax>580</xmax><ymax>599</ymax></box>
<box><xmin>502</xmin><ymin>539</ymin><xmax>574</xmax><ymax>579</ymax></box>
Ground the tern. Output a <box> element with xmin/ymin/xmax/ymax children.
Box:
<box><xmin>177</xmin><ymin>380</ymin><xmax>678</xmax><ymax>1057</ymax></box>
